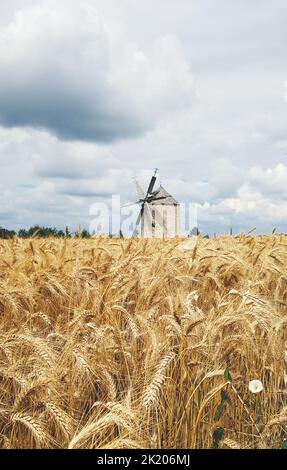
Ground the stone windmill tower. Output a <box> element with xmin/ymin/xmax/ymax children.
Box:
<box><xmin>133</xmin><ymin>170</ymin><xmax>180</xmax><ymax>238</ymax></box>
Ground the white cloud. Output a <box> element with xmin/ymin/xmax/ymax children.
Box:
<box><xmin>197</xmin><ymin>165</ymin><xmax>287</xmax><ymax>233</ymax></box>
<box><xmin>248</xmin><ymin>164</ymin><xmax>287</xmax><ymax>198</ymax></box>
<box><xmin>0</xmin><ymin>0</ymin><xmax>287</xmax><ymax>234</ymax></box>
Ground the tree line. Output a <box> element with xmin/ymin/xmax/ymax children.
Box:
<box><xmin>0</xmin><ymin>225</ymin><xmax>206</xmax><ymax>239</ymax></box>
<box><xmin>0</xmin><ymin>225</ymin><xmax>91</xmax><ymax>239</ymax></box>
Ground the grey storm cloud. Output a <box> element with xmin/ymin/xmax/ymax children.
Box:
<box><xmin>0</xmin><ymin>81</ymin><xmax>145</xmax><ymax>142</ymax></box>
<box><xmin>0</xmin><ymin>0</ymin><xmax>194</xmax><ymax>143</ymax></box>
<box><xmin>0</xmin><ymin>2</ymin><xmax>145</xmax><ymax>142</ymax></box>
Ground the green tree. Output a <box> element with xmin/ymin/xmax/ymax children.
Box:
<box><xmin>0</xmin><ymin>227</ymin><xmax>16</xmax><ymax>239</ymax></box>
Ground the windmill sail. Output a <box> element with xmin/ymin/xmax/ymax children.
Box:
<box><xmin>147</xmin><ymin>175</ymin><xmax>157</xmax><ymax>196</ymax></box>
<box><xmin>132</xmin><ymin>170</ymin><xmax>159</xmax><ymax>236</ymax></box>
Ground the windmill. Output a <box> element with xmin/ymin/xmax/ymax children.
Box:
<box><xmin>125</xmin><ymin>169</ymin><xmax>180</xmax><ymax>238</ymax></box>
<box><xmin>133</xmin><ymin>168</ymin><xmax>158</xmax><ymax>236</ymax></box>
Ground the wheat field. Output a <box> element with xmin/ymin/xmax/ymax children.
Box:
<box><xmin>0</xmin><ymin>234</ymin><xmax>287</xmax><ymax>449</ymax></box>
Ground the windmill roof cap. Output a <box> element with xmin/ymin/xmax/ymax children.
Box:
<box><xmin>148</xmin><ymin>185</ymin><xmax>179</xmax><ymax>205</ymax></box>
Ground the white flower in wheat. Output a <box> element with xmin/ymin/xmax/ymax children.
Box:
<box><xmin>248</xmin><ymin>379</ymin><xmax>263</xmax><ymax>394</ymax></box>
<box><xmin>284</xmin><ymin>351</ymin><xmax>287</xmax><ymax>364</ymax></box>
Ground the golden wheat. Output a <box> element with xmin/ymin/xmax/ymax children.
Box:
<box><xmin>0</xmin><ymin>234</ymin><xmax>287</xmax><ymax>448</ymax></box>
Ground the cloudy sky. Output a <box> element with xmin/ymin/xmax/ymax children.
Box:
<box><xmin>0</xmin><ymin>0</ymin><xmax>287</xmax><ymax>234</ymax></box>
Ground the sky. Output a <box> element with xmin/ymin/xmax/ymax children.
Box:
<box><xmin>0</xmin><ymin>0</ymin><xmax>287</xmax><ymax>235</ymax></box>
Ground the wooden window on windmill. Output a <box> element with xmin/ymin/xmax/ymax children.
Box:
<box><xmin>152</xmin><ymin>209</ymin><xmax>156</xmax><ymax>235</ymax></box>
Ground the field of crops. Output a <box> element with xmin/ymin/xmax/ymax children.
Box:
<box><xmin>0</xmin><ymin>235</ymin><xmax>287</xmax><ymax>449</ymax></box>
